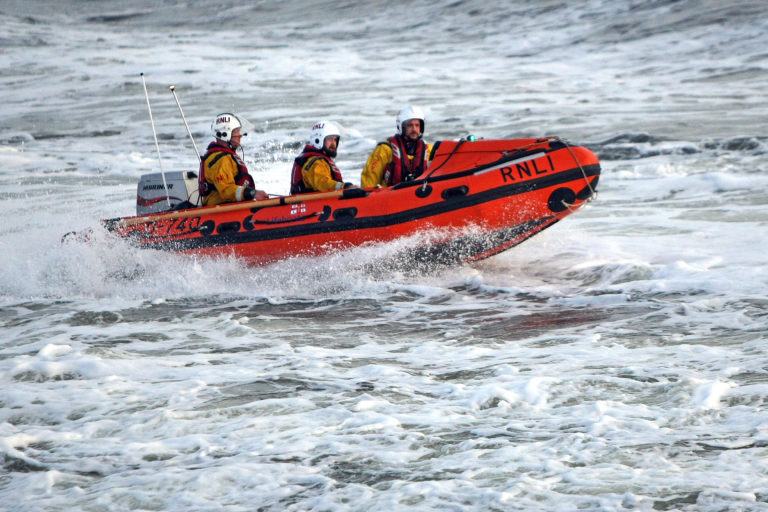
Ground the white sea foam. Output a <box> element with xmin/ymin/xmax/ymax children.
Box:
<box><xmin>2</xmin><ymin>1</ymin><xmax>768</xmax><ymax>511</ymax></box>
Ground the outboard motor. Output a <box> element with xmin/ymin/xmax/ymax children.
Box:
<box><xmin>136</xmin><ymin>171</ymin><xmax>199</xmax><ymax>215</ymax></box>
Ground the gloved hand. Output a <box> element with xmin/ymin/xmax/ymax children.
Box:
<box><xmin>243</xmin><ymin>188</ymin><xmax>269</xmax><ymax>201</ymax></box>
<box><xmin>343</xmin><ymin>182</ymin><xmax>355</xmax><ymax>189</ymax></box>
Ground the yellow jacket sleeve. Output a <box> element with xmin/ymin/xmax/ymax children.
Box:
<box><xmin>203</xmin><ymin>153</ymin><xmax>248</xmax><ymax>206</ymax></box>
<box><xmin>361</xmin><ymin>143</ymin><xmax>393</xmax><ymax>188</ymax></box>
<box><xmin>302</xmin><ymin>158</ymin><xmax>343</xmax><ymax>192</ymax></box>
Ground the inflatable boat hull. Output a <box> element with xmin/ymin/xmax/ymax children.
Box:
<box><xmin>104</xmin><ymin>138</ymin><xmax>600</xmax><ymax>266</ymax></box>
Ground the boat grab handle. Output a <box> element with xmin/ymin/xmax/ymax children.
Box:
<box><xmin>441</xmin><ymin>186</ymin><xmax>469</xmax><ymax>200</ymax></box>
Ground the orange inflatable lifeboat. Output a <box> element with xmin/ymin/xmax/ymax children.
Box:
<box><xmin>104</xmin><ymin>137</ymin><xmax>600</xmax><ymax>266</ymax></box>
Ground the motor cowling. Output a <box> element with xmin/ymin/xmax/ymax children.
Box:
<box><xmin>136</xmin><ymin>171</ymin><xmax>199</xmax><ymax>215</ymax></box>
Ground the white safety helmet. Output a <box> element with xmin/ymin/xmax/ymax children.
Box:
<box><xmin>309</xmin><ymin>120</ymin><xmax>342</xmax><ymax>150</ymax></box>
<box><xmin>396</xmin><ymin>105</ymin><xmax>425</xmax><ymax>136</ymax></box>
<box><xmin>211</xmin><ymin>113</ymin><xmax>242</xmax><ymax>143</ymax></box>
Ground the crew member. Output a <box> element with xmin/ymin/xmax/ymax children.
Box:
<box><xmin>291</xmin><ymin>120</ymin><xmax>355</xmax><ymax>194</ymax></box>
<box><xmin>199</xmin><ymin>112</ymin><xmax>268</xmax><ymax>206</ymax></box>
<box><xmin>360</xmin><ymin>105</ymin><xmax>432</xmax><ymax>188</ymax></box>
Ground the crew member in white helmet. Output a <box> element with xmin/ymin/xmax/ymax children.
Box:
<box><xmin>290</xmin><ymin>120</ymin><xmax>354</xmax><ymax>194</ymax></box>
<box><xmin>361</xmin><ymin>105</ymin><xmax>432</xmax><ymax>188</ymax></box>
<box><xmin>199</xmin><ymin>112</ymin><xmax>268</xmax><ymax>206</ymax></box>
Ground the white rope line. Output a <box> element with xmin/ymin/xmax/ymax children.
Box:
<box><xmin>550</xmin><ymin>136</ymin><xmax>598</xmax><ymax>211</ymax></box>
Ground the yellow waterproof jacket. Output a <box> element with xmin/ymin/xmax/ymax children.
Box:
<box><xmin>202</xmin><ymin>147</ymin><xmax>251</xmax><ymax>206</ymax></box>
<box><xmin>301</xmin><ymin>157</ymin><xmax>345</xmax><ymax>192</ymax></box>
<box><xmin>361</xmin><ymin>140</ymin><xmax>432</xmax><ymax>188</ymax></box>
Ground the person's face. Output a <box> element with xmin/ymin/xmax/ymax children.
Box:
<box><xmin>323</xmin><ymin>135</ymin><xmax>339</xmax><ymax>157</ymax></box>
<box><xmin>404</xmin><ymin>119</ymin><xmax>422</xmax><ymax>140</ymax></box>
<box><xmin>229</xmin><ymin>127</ymin><xmax>242</xmax><ymax>148</ymax></box>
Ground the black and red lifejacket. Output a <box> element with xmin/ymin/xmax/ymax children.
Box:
<box><xmin>290</xmin><ymin>145</ymin><xmax>343</xmax><ymax>194</ymax></box>
<box><xmin>383</xmin><ymin>135</ymin><xmax>428</xmax><ymax>186</ymax></box>
<box><xmin>198</xmin><ymin>141</ymin><xmax>254</xmax><ymax>199</ymax></box>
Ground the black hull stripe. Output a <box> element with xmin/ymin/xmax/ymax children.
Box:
<box><xmin>141</xmin><ymin>164</ymin><xmax>599</xmax><ymax>252</ymax></box>
<box><xmin>396</xmin><ymin>144</ymin><xmax>555</xmax><ymax>189</ymax></box>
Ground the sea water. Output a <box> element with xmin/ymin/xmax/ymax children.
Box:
<box><xmin>1</xmin><ymin>1</ymin><xmax>768</xmax><ymax>510</ymax></box>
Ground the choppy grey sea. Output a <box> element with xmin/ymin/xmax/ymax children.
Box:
<box><xmin>2</xmin><ymin>1</ymin><xmax>768</xmax><ymax>510</ymax></box>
